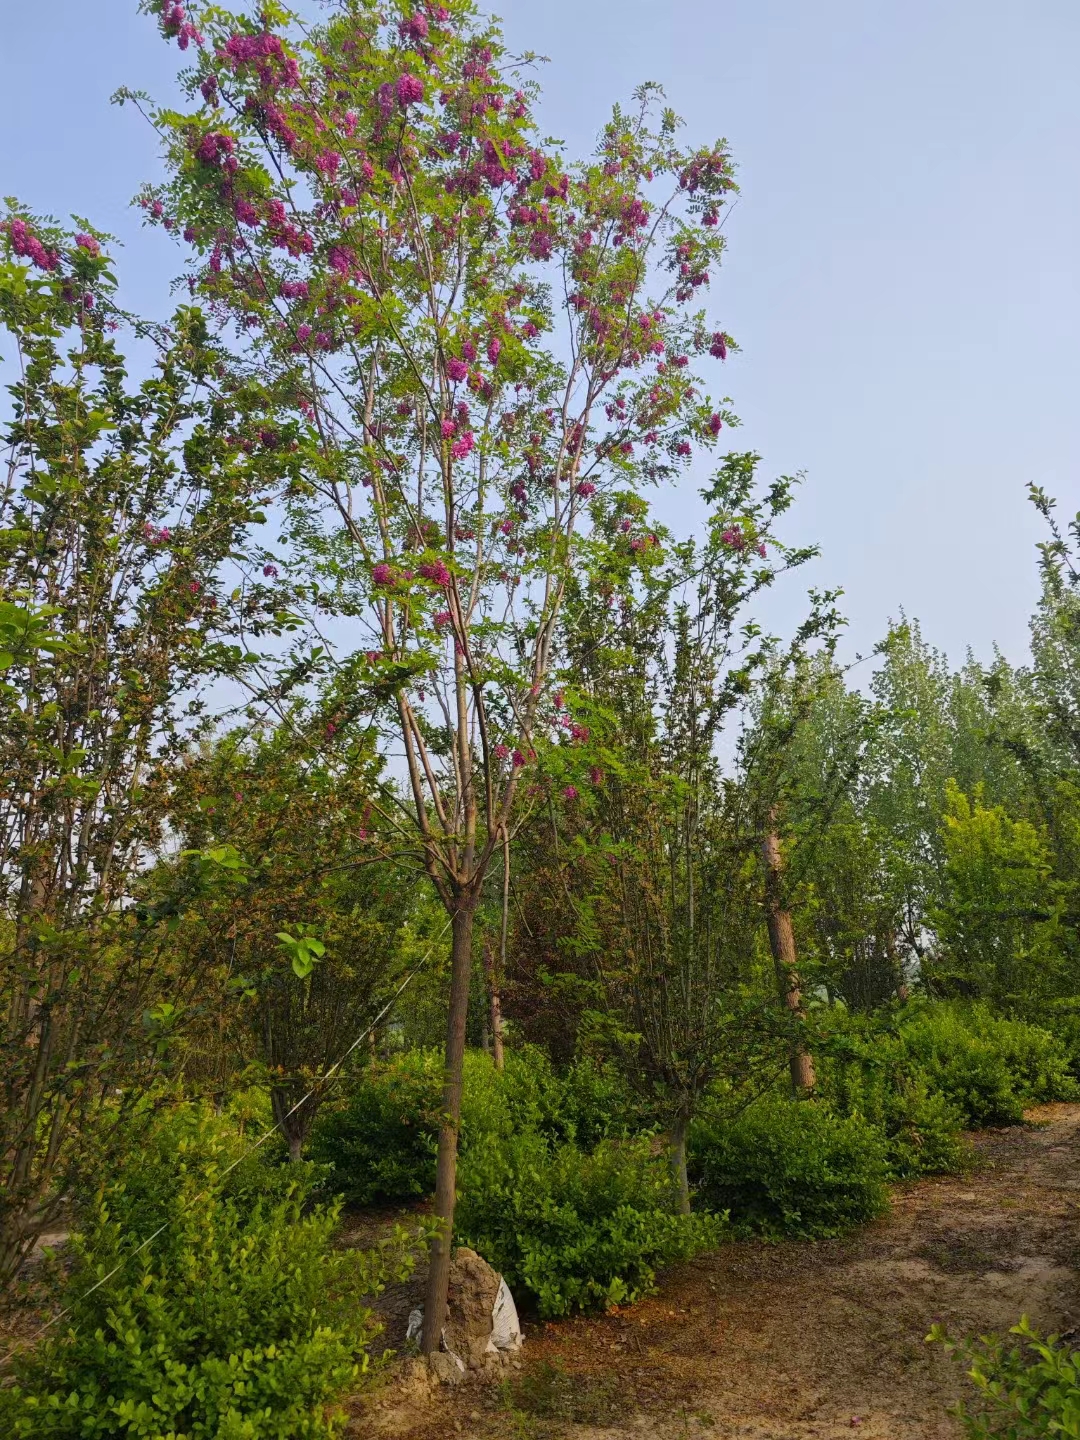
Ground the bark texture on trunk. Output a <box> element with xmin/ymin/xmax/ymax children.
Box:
<box><xmin>421</xmin><ymin>897</ymin><xmax>476</xmax><ymax>1355</ymax></box>
<box><xmin>270</xmin><ymin>1087</ymin><xmax>310</xmax><ymax>1163</ymax></box>
<box><xmin>669</xmin><ymin>1112</ymin><xmax>691</xmax><ymax>1216</ymax></box>
<box><xmin>482</xmin><ymin>935</ymin><xmax>505</xmax><ymax>1073</ymax></box>
<box><xmin>762</xmin><ymin>824</ymin><xmax>816</xmax><ymax>1095</ymax></box>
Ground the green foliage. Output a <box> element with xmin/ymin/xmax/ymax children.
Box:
<box><xmin>309</xmin><ymin>1051</ymin><xmax>441</xmax><ymax>1207</ymax></box>
<box><xmin>899</xmin><ymin>1005</ymin><xmax>1077</xmax><ymax>1127</ymax></box>
<box><xmin>550</xmin><ymin>1055</ymin><xmax>647</xmax><ymax>1149</ymax></box>
<box><xmin>0</xmin><ymin>1105</ymin><xmax>418</xmax><ymax>1439</ymax></box>
<box><xmin>929</xmin><ymin>782</ymin><xmax>1068</xmax><ymax>1012</ymax></box>
<box><xmin>311</xmin><ymin>1047</ymin><xmax>645</xmax><ymax>1207</ymax></box>
<box><xmin>690</xmin><ymin>1096</ymin><xmax>890</xmax><ymax>1238</ymax></box>
<box><xmin>815</xmin><ymin>1002</ymin><xmax>1077</xmax><ymax>1178</ymax></box>
<box><xmin>930</xmin><ymin>1316</ymin><xmax>1080</xmax><ymax>1438</ymax></box>
<box><xmin>457</xmin><ymin>1128</ymin><xmax>723</xmax><ymax>1318</ymax></box>
<box><xmin>0</xmin><ymin>207</ymin><xmax>303</xmax><ymax>1287</ymax></box>
<box><xmin>880</xmin><ymin>1086</ymin><xmax>969</xmax><ymax>1179</ymax></box>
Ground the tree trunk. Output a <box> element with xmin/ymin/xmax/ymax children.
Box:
<box><xmin>762</xmin><ymin>823</ymin><xmax>816</xmax><ymax>1094</ymax></box>
<box><xmin>482</xmin><ymin>935</ymin><xmax>505</xmax><ymax>1073</ymax></box>
<box><xmin>270</xmin><ymin>1086</ymin><xmax>310</xmax><ymax>1163</ymax></box>
<box><xmin>421</xmin><ymin>895</ymin><xmax>477</xmax><ymax>1355</ymax></box>
<box><xmin>669</xmin><ymin>1111</ymin><xmax>691</xmax><ymax>1216</ymax></box>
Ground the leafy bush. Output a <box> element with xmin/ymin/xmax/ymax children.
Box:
<box><xmin>815</xmin><ymin>1002</ymin><xmax>1077</xmax><ymax>1164</ymax></box>
<box><xmin>309</xmin><ymin>1050</ymin><xmax>441</xmax><ymax>1206</ymax></box>
<box><xmin>691</xmin><ymin>1096</ymin><xmax>890</xmax><ymax>1238</ymax></box>
<box><xmin>930</xmin><ymin>1316</ymin><xmax>1080</xmax><ymax>1438</ymax></box>
<box><xmin>0</xmin><ymin>1105</ymin><xmax>416</xmax><ymax>1440</ymax></box>
<box><xmin>457</xmin><ymin>1128</ymin><xmax>722</xmax><ymax>1318</ymax></box>
<box><xmin>814</xmin><ymin>1013</ymin><xmax>969</xmax><ymax>1178</ymax></box>
<box><xmin>550</xmin><ymin>1055</ymin><xmax>649</xmax><ymax>1149</ymax></box>
<box><xmin>884</xmin><ymin>1086</ymin><xmax>969</xmax><ymax>1178</ymax></box>
<box><xmin>459</xmin><ymin>1046</ymin><xmax>565</xmax><ymax>1146</ymax></box>
<box><xmin>957</xmin><ymin>1006</ymin><xmax>1080</xmax><ymax>1106</ymax></box>
<box><xmin>310</xmin><ymin>1046</ymin><xmax>645</xmax><ymax>1208</ymax></box>
<box><xmin>897</xmin><ymin>1006</ymin><xmax>1074</xmax><ymax>1127</ymax></box>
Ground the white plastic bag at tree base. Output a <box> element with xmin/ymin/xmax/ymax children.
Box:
<box><xmin>489</xmin><ymin>1277</ymin><xmax>523</xmax><ymax>1352</ymax></box>
<box><xmin>404</xmin><ymin>1274</ymin><xmax>522</xmax><ymax>1357</ymax></box>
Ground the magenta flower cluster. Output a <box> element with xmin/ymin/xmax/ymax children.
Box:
<box><xmin>223</xmin><ymin>31</ymin><xmax>283</xmax><ymax>64</ymax></box>
<box><xmin>162</xmin><ymin>1</ymin><xmax>203</xmax><ymax>49</ymax></box>
<box><xmin>397</xmin><ymin>74</ymin><xmax>425</xmax><ymax>106</ymax></box>
<box><xmin>7</xmin><ymin>218</ymin><xmax>59</xmax><ymax>272</ymax></box>
<box><xmin>196</xmin><ymin>131</ymin><xmax>236</xmax><ymax>167</ymax></box>
<box><xmin>418</xmin><ymin>560</ymin><xmax>452</xmax><ymax>588</ymax></box>
<box><xmin>399</xmin><ymin>13</ymin><xmax>429</xmax><ymax>41</ymax></box>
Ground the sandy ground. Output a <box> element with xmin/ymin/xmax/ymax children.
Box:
<box><xmin>354</xmin><ymin>1104</ymin><xmax>1080</xmax><ymax>1440</ymax></box>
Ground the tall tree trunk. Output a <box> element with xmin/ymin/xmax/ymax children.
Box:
<box><xmin>482</xmin><ymin>935</ymin><xmax>505</xmax><ymax>1073</ymax></box>
<box><xmin>669</xmin><ymin>1110</ymin><xmax>691</xmax><ymax>1216</ymax></box>
<box><xmin>762</xmin><ymin>822</ymin><xmax>816</xmax><ymax>1094</ymax></box>
<box><xmin>421</xmin><ymin>895</ymin><xmax>477</xmax><ymax>1356</ymax></box>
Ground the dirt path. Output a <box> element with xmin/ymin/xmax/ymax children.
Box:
<box><xmin>357</xmin><ymin>1104</ymin><xmax>1080</xmax><ymax>1440</ymax></box>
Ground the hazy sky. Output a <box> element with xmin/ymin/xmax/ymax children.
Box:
<box><xmin>4</xmin><ymin>1</ymin><xmax>1078</xmax><ymax>668</ymax></box>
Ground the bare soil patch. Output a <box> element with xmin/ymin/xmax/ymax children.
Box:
<box><xmin>356</xmin><ymin>1104</ymin><xmax>1080</xmax><ymax>1440</ymax></box>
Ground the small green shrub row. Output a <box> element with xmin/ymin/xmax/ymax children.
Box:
<box><xmin>309</xmin><ymin>1046</ymin><xmax>642</xmax><ymax>1207</ymax></box>
<box><xmin>311</xmin><ymin>1049</ymin><xmax>712</xmax><ymax>1317</ymax></box>
<box><xmin>900</xmin><ymin>1004</ymin><xmax>1077</xmax><ymax>1126</ymax></box>
<box><xmin>815</xmin><ymin>1001</ymin><xmax>1078</xmax><ymax>1180</ymax></box>
<box><xmin>0</xmin><ymin>1105</ymin><xmax>418</xmax><ymax>1440</ymax></box>
<box><xmin>690</xmin><ymin>1097</ymin><xmax>890</xmax><ymax>1238</ymax></box>
<box><xmin>457</xmin><ymin>1130</ymin><xmax>722</xmax><ymax>1318</ymax></box>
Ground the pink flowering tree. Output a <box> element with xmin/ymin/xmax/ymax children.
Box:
<box><xmin>136</xmin><ymin>0</ymin><xmax>739</xmax><ymax>1347</ymax></box>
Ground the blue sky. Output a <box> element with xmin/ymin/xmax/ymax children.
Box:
<box><xmin>4</xmin><ymin>1</ymin><xmax>1078</xmax><ymax>668</ymax></box>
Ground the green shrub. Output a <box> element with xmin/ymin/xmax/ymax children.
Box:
<box><xmin>813</xmin><ymin>1015</ymin><xmax>969</xmax><ymax>1178</ymax></box>
<box><xmin>691</xmin><ymin>1096</ymin><xmax>890</xmax><ymax>1238</ymax></box>
<box><xmin>457</xmin><ymin>1129</ymin><xmax>722</xmax><ymax>1318</ymax></box>
<box><xmin>930</xmin><ymin>1316</ymin><xmax>1080</xmax><ymax>1438</ymax></box>
<box><xmin>459</xmin><ymin>1046</ymin><xmax>565</xmax><ymax>1145</ymax></box>
<box><xmin>309</xmin><ymin>1050</ymin><xmax>441</xmax><ymax>1205</ymax></box>
<box><xmin>551</xmin><ymin>1055</ymin><xmax>648</xmax><ymax>1149</ymax></box>
<box><xmin>310</xmin><ymin>1046</ymin><xmax>645</xmax><ymax>1208</ymax></box>
<box><xmin>1044</xmin><ymin>1009</ymin><xmax>1080</xmax><ymax>1081</ymax></box>
<box><xmin>957</xmin><ymin>1006</ymin><xmax>1080</xmax><ymax>1106</ymax></box>
<box><xmin>0</xmin><ymin>1106</ymin><xmax>416</xmax><ymax>1440</ymax></box>
<box><xmin>884</xmin><ymin>1086</ymin><xmax>969</xmax><ymax>1178</ymax></box>
<box><xmin>816</xmin><ymin>1001</ymin><xmax>1077</xmax><ymax>1158</ymax></box>
<box><xmin>899</xmin><ymin>1009</ymin><xmax>1025</xmax><ymax>1127</ymax></box>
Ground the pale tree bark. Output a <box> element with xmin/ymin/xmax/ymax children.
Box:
<box><xmin>762</xmin><ymin>820</ymin><xmax>816</xmax><ymax>1094</ymax></box>
<box><xmin>482</xmin><ymin>935</ymin><xmax>505</xmax><ymax>1073</ymax></box>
